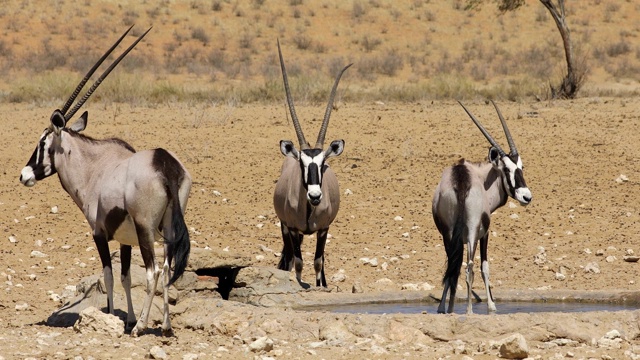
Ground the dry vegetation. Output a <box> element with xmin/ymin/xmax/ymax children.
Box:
<box><xmin>0</xmin><ymin>0</ymin><xmax>638</xmax><ymax>104</ymax></box>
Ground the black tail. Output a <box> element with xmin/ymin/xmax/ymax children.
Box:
<box><xmin>443</xmin><ymin>211</ymin><xmax>465</xmax><ymax>289</ymax></box>
<box><xmin>168</xmin><ymin>197</ymin><xmax>190</xmax><ymax>286</ymax></box>
<box><xmin>153</xmin><ymin>148</ymin><xmax>191</xmax><ymax>287</ymax></box>
<box><xmin>443</xmin><ymin>162</ymin><xmax>471</xmax><ymax>290</ymax></box>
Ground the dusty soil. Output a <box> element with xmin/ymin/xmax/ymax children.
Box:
<box><xmin>1</xmin><ymin>99</ymin><xmax>640</xmax><ymax>359</ymax></box>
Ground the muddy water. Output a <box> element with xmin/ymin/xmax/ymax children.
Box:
<box><xmin>307</xmin><ymin>301</ymin><xmax>637</xmax><ymax>315</ymax></box>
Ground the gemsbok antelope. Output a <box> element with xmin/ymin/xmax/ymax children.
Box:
<box><xmin>19</xmin><ymin>26</ymin><xmax>191</xmax><ymax>336</ymax></box>
<box><xmin>432</xmin><ymin>100</ymin><xmax>532</xmax><ymax>314</ymax></box>
<box><xmin>273</xmin><ymin>40</ymin><xmax>352</xmax><ymax>287</ymax></box>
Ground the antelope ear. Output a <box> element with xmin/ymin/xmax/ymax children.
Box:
<box><xmin>325</xmin><ymin>139</ymin><xmax>344</xmax><ymax>158</ymax></box>
<box><xmin>280</xmin><ymin>140</ymin><xmax>299</xmax><ymax>159</ymax></box>
<box><xmin>50</xmin><ymin>109</ymin><xmax>66</xmax><ymax>134</ymax></box>
<box><xmin>69</xmin><ymin>111</ymin><xmax>88</xmax><ymax>132</ymax></box>
<box><xmin>488</xmin><ymin>147</ymin><xmax>502</xmax><ymax>168</ymax></box>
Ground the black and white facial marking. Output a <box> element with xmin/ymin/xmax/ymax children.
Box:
<box><xmin>300</xmin><ymin>149</ymin><xmax>325</xmax><ymax>206</ymax></box>
<box><xmin>20</xmin><ymin>128</ymin><xmax>57</xmax><ymax>187</ymax></box>
<box><xmin>281</xmin><ymin>139</ymin><xmax>344</xmax><ymax>207</ymax></box>
<box><xmin>492</xmin><ymin>148</ymin><xmax>531</xmax><ymax>205</ymax></box>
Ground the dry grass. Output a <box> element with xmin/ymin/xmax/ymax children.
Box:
<box><xmin>0</xmin><ymin>0</ymin><xmax>638</xmax><ymax>104</ymax></box>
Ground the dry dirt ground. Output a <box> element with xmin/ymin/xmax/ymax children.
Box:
<box><xmin>1</xmin><ymin>99</ymin><xmax>640</xmax><ymax>359</ymax></box>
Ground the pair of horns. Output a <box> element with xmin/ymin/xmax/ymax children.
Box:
<box><xmin>277</xmin><ymin>39</ymin><xmax>352</xmax><ymax>150</ymax></box>
<box><xmin>458</xmin><ymin>100</ymin><xmax>518</xmax><ymax>157</ymax></box>
<box><xmin>60</xmin><ymin>25</ymin><xmax>151</xmax><ymax>122</ymax></box>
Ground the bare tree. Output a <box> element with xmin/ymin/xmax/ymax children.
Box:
<box><xmin>467</xmin><ymin>0</ymin><xmax>586</xmax><ymax>99</ymax></box>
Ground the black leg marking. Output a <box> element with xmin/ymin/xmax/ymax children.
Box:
<box><xmin>93</xmin><ymin>233</ymin><xmax>112</xmax><ymax>312</ymax></box>
<box><xmin>277</xmin><ymin>224</ymin><xmax>294</xmax><ymax>271</ymax></box>
<box><xmin>315</xmin><ymin>229</ymin><xmax>328</xmax><ymax>287</ymax></box>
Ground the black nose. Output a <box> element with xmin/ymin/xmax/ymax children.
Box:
<box><xmin>523</xmin><ymin>195</ymin><xmax>532</xmax><ymax>203</ymax></box>
<box><xmin>309</xmin><ymin>195</ymin><xmax>321</xmax><ymax>206</ymax></box>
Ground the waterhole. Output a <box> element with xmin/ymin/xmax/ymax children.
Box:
<box><xmin>306</xmin><ymin>301</ymin><xmax>636</xmax><ymax>315</ymax></box>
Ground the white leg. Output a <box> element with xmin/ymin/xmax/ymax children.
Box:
<box><xmin>103</xmin><ymin>267</ymin><xmax>114</xmax><ymax>314</ymax></box>
<box><xmin>481</xmin><ymin>259</ymin><xmax>496</xmax><ymax>312</ymax></box>
<box><xmin>161</xmin><ymin>259</ymin><xmax>172</xmax><ymax>336</ymax></box>
<box><xmin>465</xmin><ymin>238</ymin><xmax>477</xmax><ymax>315</ymax></box>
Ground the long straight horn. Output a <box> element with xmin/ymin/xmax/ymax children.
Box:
<box><xmin>458</xmin><ymin>100</ymin><xmax>506</xmax><ymax>157</ymax></box>
<box><xmin>315</xmin><ymin>63</ymin><xmax>353</xmax><ymax>149</ymax></box>
<box><xmin>490</xmin><ymin>100</ymin><xmax>518</xmax><ymax>155</ymax></box>
<box><xmin>277</xmin><ymin>39</ymin><xmax>309</xmax><ymax>150</ymax></box>
<box><xmin>61</xmin><ymin>25</ymin><xmax>134</xmax><ymax>116</ymax></box>
<box><xmin>64</xmin><ymin>27</ymin><xmax>152</xmax><ymax>121</ymax></box>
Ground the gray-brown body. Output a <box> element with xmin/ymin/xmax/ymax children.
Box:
<box><xmin>274</xmin><ymin>157</ymin><xmax>340</xmax><ymax>234</ymax></box>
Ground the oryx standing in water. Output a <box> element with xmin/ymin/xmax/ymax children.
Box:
<box><xmin>432</xmin><ymin>100</ymin><xmax>532</xmax><ymax>314</ymax></box>
<box><xmin>19</xmin><ymin>26</ymin><xmax>191</xmax><ymax>336</ymax></box>
<box><xmin>273</xmin><ymin>40</ymin><xmax>352</xmax><ymax>287</ymax></box>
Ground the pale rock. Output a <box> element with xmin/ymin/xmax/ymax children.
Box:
<box><xmin>30</xmin><ymin>250</ymin><xmax>47</xmax><ymax>258</ymax></box>
<box><xmin>381</xmin><ymin>262</ymin><xmax>388</xmax><ymax>271</ymax></box>
<box><xmin>344</xmin><ymin>189</ymin><xmax>353</xmax><ymax>195</ymax></box>
<box><xmin>555</xmin><ymin>272</ymin><xmax>565</xmax><ymax>281</ymax></box>
<box><xmin>9</xmin><ymin>236</ymin><xmax>17</xmax><ymax>243</ymax></box>
<box><xmin>182</xmin><ymin>354</ymin><xmax>199</xmax><ymax>360</ymax></box>
<box><xmin>149</xmin><ymin>345</ymin><xmax>168</xmax><ymax>359</ymax></box>
<box><xmin>596</xmin><ymin>249</ymin><xmax>605</xmax><ymax>256</ymax></box>
<box><xmin>394</xmin><ymin>216</ymin><xmax>403</xmax><ymax>221</ymax></box>
<box><xmin>419</xmin><ymin>282</ymin><xmax>435</xmax><ymax>291</ymax></box>
<box><xmin>584</xmin><ymin>262</ymin><xmax>600</xmax><ymax>274</ymax></box>
<box><xmin>51</xmin><ymin>206</ymin><xmax>59</xmax><ymax>214</ymax></box>
<box><xmin>615</xmin><ymin>174</ymin><xmax>629</xmax><ymax>183</ymax></box>
<box><xmin>73</xmin><ymin>306</ymin><xmax>124</xmax><ymax>338</ymax></box>
<box><xmin>401</xmin><ymin>283</ymin><xmax>419</xmax><ymax>291</ymax></box>
<box><xmin>352</xmin><ymin>282</ymin><xmax>363</xmax><ymax>294</ymax></box>
<box><xmin>583</xmin><ymin>248</ymin><xmax>592</xmax><ymax>254</ymax></box>
<box><xmin>499</xmin><ymin>333</ymin><xmax>529</xmax><ymax>359</ymax></box>
<box><xmin>606</xmin><ymin>255</ymin><xmax>616</xmax><ymax>263</ymax></box>
<box><xmin>331</xmin><ymin>270</ymin><xmax>347</xmax><ymax>283</ymax></box>
<box><xmin>509</xmin><ymin>213</ymin><xmax>519</xmax><ymax>219</ymax></box>
<box><xmin>319</xmin><ymin>321</ymin><xmax>355</xmax><ymax>344</ymax></box>
<box><xmin>626</xmin><ymin>249</ymin><xmax>635</xmax><ymax>255</ymax></box>
<box><xmin>15</xmin><ymin>303</ymin><xmax>29</xmax><ymax>311</ymax></box>
<box><xmin>249</xmin><ymin>336</ymin><xmax>274</xmax><ymax>353</ymax></box>
<box><xmin>255</xmin><ymin>255</ymin><xmax>265</xmax><ymax>261</ymax></box>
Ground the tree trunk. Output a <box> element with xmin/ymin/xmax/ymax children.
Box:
<box><xmin>539</xmin><ymin>0</ymin><xmax>582</xmax><ymax>98</ymax></box>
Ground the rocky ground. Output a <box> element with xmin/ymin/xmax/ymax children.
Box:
<box><xmin>1</xmin><ymin>99</ymin><xmax>640</xmax><ymax>359</ymax></box>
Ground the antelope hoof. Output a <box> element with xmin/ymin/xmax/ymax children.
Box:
<box><xmin>162</xmin><ymin>327</ymin><xmax>175</xmax><ymax>337</ymax></box>
<box><xmin>130</xmin><ymin>323</ymin><xmax>146</xmax><ymax>337</ymax></box>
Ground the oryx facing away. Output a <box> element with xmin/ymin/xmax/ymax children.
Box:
<box><xmin>273</xmin><ymin>40</ymin><xmax>352</xmax><ymax>287</ymax></box>
<box><xmin>432</xmin><ymin>100</ymin><xmax>532</xmax><ymax>314</ymax></box>
<box><xmin>19</xmin><ymin>27</ymin><xmax>191</xmax><ymax>336</ymax></box>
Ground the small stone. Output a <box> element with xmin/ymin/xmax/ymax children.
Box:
<box><xmin>584</xmin><ymin>262</ymin><xmax>601</xmax><ymax>274</ymax></box>
<box><xmin>555</xmin><ymin>272</ymin><xmax>565</xmax><ymax>281</ymax></box>
<box><xmin>499</xmin><ymin>333</ymin><xmax>529</xmax><ymax>359</ymax></box>
<box><xmin>509</xmin><ymin>213</ymin><xmax>519</xmax><ymax>219</ymax></box>
<box><xmin>623</xmin><ymin>256</ymin><xmax>640</xmax><ymax>263</ymax></box>
<box><xmin>255</xmin><ymin>255</ymin><xmax>265</xmax><ymax>261</ymax></box>
<box><xmin>606</xmin><ymin>255</ymin><xmax>617</xmax><ymax>263</ymax></box>
<box><xmin>149</xmin><ymin>345</ymin><xmax>168</xmax><ymax>359</ymax></box>
<box><xmin>615</xmin><ymin>174</ymin><xmax>629</xmax><ymax>183</ymax></box>
<box><xmin>394</xmin><ymin>216</ymin><xmax>403</xmax><ymax>221</ymax></box>
<box><xmin>51</xmin><ymin>206</ymin><xmax>59</xmax><ymax>214</ymax></box>
<box><xmin>30</xmin><ymin>250</ymin><xmax>47</xmax><ymax>258</ymax></box>
<box><xmin>9</xmin><ymin>236</ymin><xmax>17</xmax><ymax>243</ymax></box>
<box><xmin>352</xmin><ymin>282</ymin><xmax>363</xmax><ymax>294</ymax></box>
<box><xmin>212</xmin><ymin>190</ymin><xmax>221</xmax><ymax>196</ymax></box>
<box><xmin>15</xmin><ymin>303</ymin><xmax>29</xmax><ymax>311</ymax></box>
<box><xmin>248</xmin><ymin>336</ymin><xmax>273</xmax><ymax>353</ymax></box>
<box><xmin>344</xmin><ymin>189</ymin><xmax>353</xmax><ymax>195</ymax></box>
<box><xmin>331</xmin><ymin>270</ymin><xmax>347</xmax><ymax>283</ymax></box>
